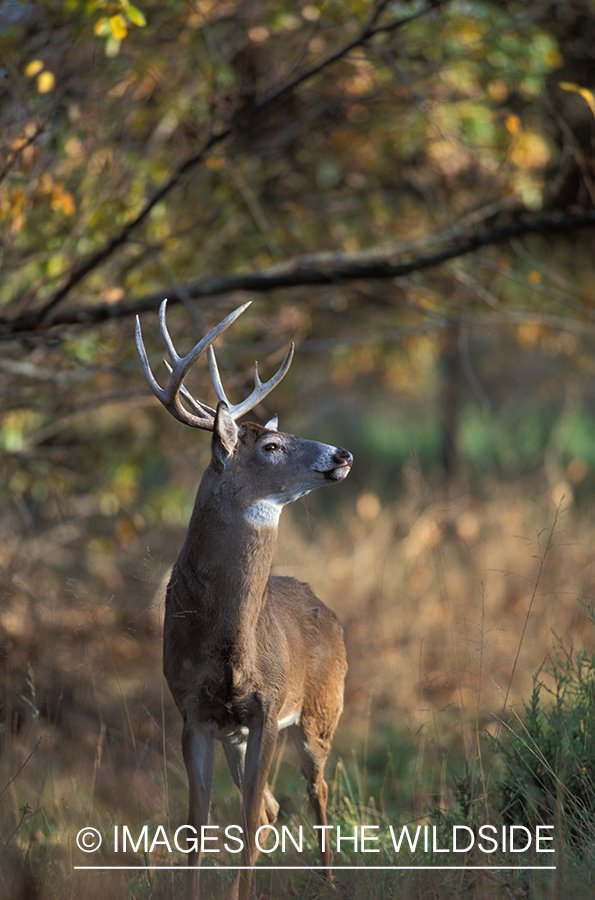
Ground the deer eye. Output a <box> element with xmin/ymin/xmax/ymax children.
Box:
<box><xmin>262</xmin><ymin>441</ymin><xmax>281</xmax><ymax>453</ymax></box>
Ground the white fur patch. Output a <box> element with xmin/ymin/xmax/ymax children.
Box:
<box><xmin>244</xmin><ymin>483</ymin><xmax>317</xmax><ymax>525</ymax></box>
<box><xmin>278</xmin><ymin>709</ymin><xmax>301</xmax><ymax>730</ymax></box>
<box><xmin>244</xmin><ymin>499</ymin><xmax>284</xmax><ymax>527</ymax></box>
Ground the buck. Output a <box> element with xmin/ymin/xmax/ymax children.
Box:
<box><xmin>135</xmin><ymin>301</ymin><xmax>352</xmax><ymax>900</ymax></box>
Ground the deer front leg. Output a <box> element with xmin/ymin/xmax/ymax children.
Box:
<box><xmin>181</xmin><ymin>720</ymin><xmax>215</xmax><ymax>900</ymax></box>
<box><xmin>225</xmin><ymin>712</ymin><xmax>279</xmax><ymax>900</ymax></box>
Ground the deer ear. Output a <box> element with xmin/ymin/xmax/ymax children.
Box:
<box><xmin>264</xmin><ymin>414</ymin><xmax>278</xmax><ymax>432</ymax></box>
<box><xmin>212</xmin><ymin>402</ymin><xmax>239</xmax><ymax>471</ymax></box>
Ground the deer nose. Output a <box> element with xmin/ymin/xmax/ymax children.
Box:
<box><xmin>333</xmin><ymin>448</ymin><xmax>353</xmax><ymax>467</ymax></box>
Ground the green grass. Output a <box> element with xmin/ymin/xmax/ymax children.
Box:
<box><xmin>3</xmin><ymin>702</ymin><xmax>594</xmax><ymax>900</ymax></box>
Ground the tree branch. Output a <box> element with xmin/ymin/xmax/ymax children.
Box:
<box><xmin>22</xmin><ymin>1</ymin><xmax>446</xmax><ymax>326</ymax></box>
<box><xmin>2</xmin><ymin>209</ymin><xmax>595</xmax><ymax>339</ymax></box>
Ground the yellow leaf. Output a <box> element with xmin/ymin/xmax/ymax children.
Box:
<box><xmin>25</xmin><ymin>59</ymin><xmax>44</xmax><ymax>77</ymax></box>
<box><xmin>51</xmin><ymin>186</ymin><xmax>76</xmax><ymax>216</ymax></box>
<box><xmin>559</xmin><ymin>81</ymin><xmax>595</xmax><ymax>119</ymax></box>
<box><xmin>37</xmin><ymin>71</ymin><xmax>55</xmax><ymax>94</ymax></box>
<box><xmin>110</xmin><ymin>14</ymin><xmax>128</xmax><ymax>41</ymax></box>
<box><xmin>577</xmin><ymin>88</ymin><xmax>595</xmax><ymax>118</ymax></box>
<box><xmin>505</xmin><ymin>114</ymin><xmax>521</xmax><ymax>136</ymax></box>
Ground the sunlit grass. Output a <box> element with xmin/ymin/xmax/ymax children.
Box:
<box><xmin>3</xmin><ymin>466</ymin><xmax>595</xmax><ymax>897</ymax></box>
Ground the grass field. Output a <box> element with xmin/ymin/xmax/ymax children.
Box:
<box><xmin>3</xmin><ymin>400</ymin><xmax>595</xmax><ymax>899</ymax></box>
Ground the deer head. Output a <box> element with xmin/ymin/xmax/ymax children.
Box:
<box><xmin>135</xmin><ymin>300</ymin><xmax>352</xmax><ymax>522</ymax></box>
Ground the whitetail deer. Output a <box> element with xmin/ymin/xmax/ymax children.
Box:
<box><xmin>136</xmin><ymin>301</ymin><xmax>352</xmax><ymax>900</ymax></box>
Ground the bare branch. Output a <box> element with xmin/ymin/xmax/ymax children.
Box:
<box><xmin>2</xmin><ymin>208</ymin><xmax>595</xmax><ymax>340</ymax></box>
<box><xmin>245</xmin><ymin>0</ymin><xmax>449</xmax><ymax>125</ymax></box>
<box><xmin>16</xmin><ymin>1</ymin><xmax>446</xmax><ymax>326</ymax></box>
<box><xmin>0</xmin><ymin>118</ymin><xmax>48</xmax><ymax>184</ymax></box>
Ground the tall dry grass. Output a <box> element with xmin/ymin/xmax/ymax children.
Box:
<box><xmin>2</xmin><ymin>462</ymin><xmax>595</xmax><ymax>898</ymax></box>
<box><xmin>278</xmin><ymin>465</ymin><xmax>595</xmax><ymax>733</ymax></box>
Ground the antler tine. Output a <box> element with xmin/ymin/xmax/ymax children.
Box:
<box><xmin>162</xmin><ymin>359</ymin><xmax>217</xmax><ymax>418</ymax></box>
<box><xmin>135</xmin><ymin>299</ymin><xmax>251</xmax><ymax>429</ymax></box>
<box><xmin>207</xmin><ymin>341</ymin><xmax>295</xmax><ymax>421</ymax></box>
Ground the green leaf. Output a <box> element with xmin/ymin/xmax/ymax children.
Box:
<box><xmin>126</xmin><ymin>5</ymin><xmax>147</xmax><ymax>27</ymax></box>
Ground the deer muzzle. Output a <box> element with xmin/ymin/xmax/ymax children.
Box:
<box><xmin>321</xmin><ymin>447</ymin><xmax>353</xmax><ymax>481</ymax></box>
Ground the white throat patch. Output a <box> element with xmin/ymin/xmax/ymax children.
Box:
<box><xmin>244</xmin><ymin>499</ymin><xmax>284</xmax><ymax>527</ymax></box>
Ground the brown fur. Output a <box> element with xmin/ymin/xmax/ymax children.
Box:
<box><xmin>163</xmin><ymin>412</ymin><xmax>350</xmax><ymax>900</ymax></box>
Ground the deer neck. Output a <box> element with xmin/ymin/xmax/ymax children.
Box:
<box><xmin>171</xmin><ymin>466</ymin><xmax>279</xmax><ymax>638</ymax></box>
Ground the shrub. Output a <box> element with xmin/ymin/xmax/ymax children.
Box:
<box><xmin>497</xmin><ymin>611</ymin><xmax>595</xmax><ymax>847</ymax></box>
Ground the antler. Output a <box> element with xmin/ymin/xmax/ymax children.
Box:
<box><xmin>135</xmin><ymin>300</ymin><xmax>294</xmax><ymax>430</ymax></box>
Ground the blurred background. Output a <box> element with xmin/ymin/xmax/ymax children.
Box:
<box><xmin>2</xmin><ymin>1</ymin><xmax>595</xmax><ymax>897</ymax></box>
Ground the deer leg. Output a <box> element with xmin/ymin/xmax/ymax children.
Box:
<box><xmin>261</xmin><ymin>783</ymin><xmax>280</xmax><ymax>826</ymax></box>
<box><xmin>181</xmin><ymin>720</ymin><xmax>215</xmax><ymax>900</ymax></box>
<box><xmin>290</xmin><ymin>721</ymin><xmax>334</xmax><ymax>877</ymax></box>
<box><xmin>223</xmin><ymin>713</ymin><xmax>278</xmax><ymax>900</ymax></box>
<box><xmin>223</xmin><ymin>741</ymin><xmax>280</xmax><ymax>830</ymax></box>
